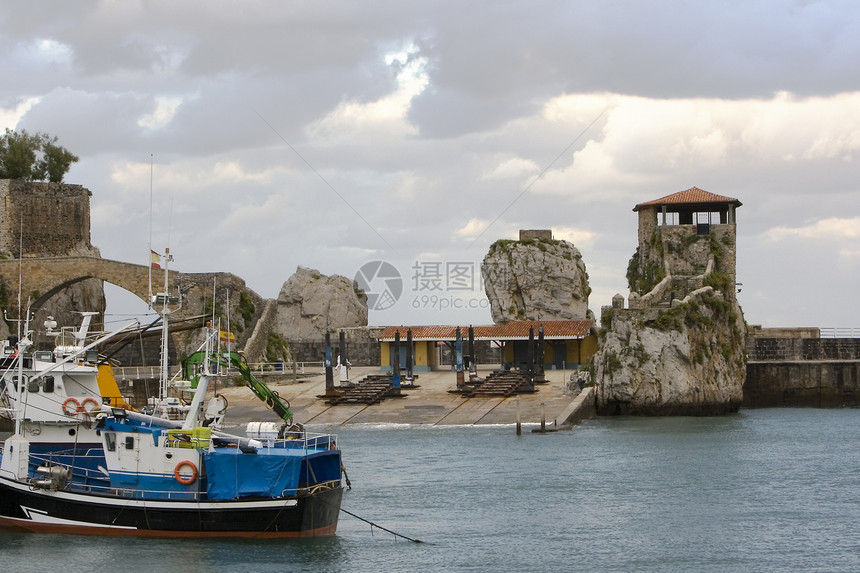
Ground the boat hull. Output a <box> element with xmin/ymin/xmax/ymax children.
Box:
<box><xmin>0</xmin><ymin>476</ymin><xmax>342</xmax><ymax>538</ymax></box>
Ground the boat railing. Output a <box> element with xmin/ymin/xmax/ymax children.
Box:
<box><xmin>65</xmin><ymin>481</ymin><xmax>203</xmax><ymax>501</ymax></box>
<box><xmin>272</xmin><ymin>431</ymin><xmax>337</xmax><ymax>451</ymax></box>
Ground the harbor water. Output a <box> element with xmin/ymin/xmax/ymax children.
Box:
<box><xmin>1</xmin><ymin>408</ymin><xmax>858</xmax><ymax>572</ymax></box>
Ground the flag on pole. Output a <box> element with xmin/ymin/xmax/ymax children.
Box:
<box><xmin>150</xmin><ymin>250</ymin><xmax>162</xmax><ymax>269</ymax></box>
<box><xmin>219</xmin><ymin>329</ymin><xmax>236</xmax><ymax>344</ymax></box>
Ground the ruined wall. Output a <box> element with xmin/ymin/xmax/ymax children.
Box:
<box><xmin>0</xmin><ymin>180</ymin><xmax>95</xmax><ymax>257</ymax></box>
<box><xmin>0</xmin><ymin>180</ymin><xmax>104</xmax><ymax>337</ymax></box>
<box><xmin>519</xmin><ymin>229</ymin><xmax>553</xmax><ymax>241</ymax></box>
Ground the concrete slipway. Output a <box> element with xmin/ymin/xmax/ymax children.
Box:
<box><xmin>217</xmin><ymin>366</ymin><xmax>595</xmax><ymax>430</ymax></box>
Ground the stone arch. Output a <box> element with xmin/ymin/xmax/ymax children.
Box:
<box><xmin>0</xmin><ymin>256</ymin><xmax>179</xmax><ymax>313</ymax></box>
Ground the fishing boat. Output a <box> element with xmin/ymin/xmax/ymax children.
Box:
<box><xmin>0</xmin><ymin>313</ymin><xmax>344</xmax><ymax>538</ymax></box>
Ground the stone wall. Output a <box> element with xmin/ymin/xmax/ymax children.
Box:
<box><xmin>744</xmin><ymin>335</ymin><xmax>860</xmax><ymax>407</ymax></box>
<box><xmin>747</xmin><ymin>337</ymin><xmax>860</xmax><ymax>361</ymax></box>
<box><xmin>747</xmin><ymin>326</ymin><xmax>820</xmax><ymax>339</ymax></box>
<box><xmin>519</xmin><ymin>229</ymin><xmax>553</xmax><ymax>241</ymax></box>
<box><xmin>241</xmin><ymin>298</ymin><xmax>279</xmax><ymax>363</ymax></box>
<box><xmin>288</xmin><ymin>327</ymin><xmax>384</xmax><ymax>366</ymax></box>
<box><xmin>0</xmin><ymin>180</ymin><xmax>104</xmax><ymax>338</ymax></box>
<box><xmin>744</xmin><ymin>361</ymin><xmax>859</xmax><ymax>407</ymax></box>
<box><xmin>0</xmin><ymin>180</ymin><xmax>95</xmax><ymax>257</ymax></box>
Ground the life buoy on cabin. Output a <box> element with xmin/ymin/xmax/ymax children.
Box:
<box><xmin>80</xmin><ymin>397</ymin><xmax>100</xmax><ymax>416</ymax></box>
<box><xmin>174</xmin><ymin>460</ymin><xmax>198</xmax><ymax>485</ymax></box>
<box><xmin>62</xmin><ymin>397</ymin><xmax>81</xmax><ymax>417</ymax></box>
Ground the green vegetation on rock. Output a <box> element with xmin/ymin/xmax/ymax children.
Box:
<box><xmin>0</xmin><ymin>129</ymin><xmax>78</xmax><ymax>183</ymax></box>
<box><xmin>237</xmin><ymin>290</ymin><xmax>256</xmax><ymax>324</ymax></box>
<box><xmin>626</xmin><ymin>245</ymin><xmax>666</xmax><ymax>295</ymax></box>
<box><xmin>265</xmin><ymin>332</ymin><xmax>291</xmax><ymax>362</ymax></box>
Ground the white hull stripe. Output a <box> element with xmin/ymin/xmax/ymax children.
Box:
<box><xmin>20</xmin><ymin>506</ymin><xmax>136</xmax><ymax>529</ymax></box>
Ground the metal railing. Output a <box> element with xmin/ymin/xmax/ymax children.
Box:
<box><xmin>819</xmin><ymin>328</ymin><xmax>860</xmax><ymax>339</ymax></box>
<box><xmin>113</xmin><ymin>361</ymin><xmax>326</xmax><ymax>381</ymax></box>
<box><xmin>244</xmin><ymin>361</ymin><xmax>325</xmax><ymax>376</ymax></box>
<box><xmin>113</xmin><ymin>366</ymin><xmax>162</xmax><ymax>380</ymax></box>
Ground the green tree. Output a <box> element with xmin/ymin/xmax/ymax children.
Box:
<box><xmin>37</xmin><ymin>136</ymin><xmax>79</xmax><ymax>183</ymax></box>
<box><xmin>0</xmin><ymin>129</ymin><xmax>40</xmax><ymax>179</ymax></box>
<box><xmin>0</xmin><ymin>129</ymin><xmax>78</xmax><ymax>182</ymax></box>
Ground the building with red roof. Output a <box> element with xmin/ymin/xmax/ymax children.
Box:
<box><xmin>627</xmin><ymin>186</ymin><xmax>742</xmax><ymax>306</ymax></box>
<box><xmin>378</xmin><ymin>320</ymin><xmax>597</xmax><ymax>372</ymax></box>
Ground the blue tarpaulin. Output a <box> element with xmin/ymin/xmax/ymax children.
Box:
<box><xmin>203</xmin><ymin>448</ymin><xmax>302</xmax><ymax>500</ymax></box>
<box><xmin>303</xmin><ymin>450</ymin><xmax>342</xmax><ymax>483</ymax></box>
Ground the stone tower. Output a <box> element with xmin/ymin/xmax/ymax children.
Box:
<box><xmin>0</xmin><ymin>179</ymin><xmax>104</xmax><ymax>339</ymax></box>
<box><xmin>628</xmin><ymin>186</ymin><xmax>741</xmax><ymax>305</ymax></box>
<box><xmin>592</xmin><ymin>187</ymin><xmax>747</xmax><ymax>416</ymax></box>
<box><xmin>0</xmin><ymin>180</ymin><xmax>96</xmax><ymax>258</ymax></box>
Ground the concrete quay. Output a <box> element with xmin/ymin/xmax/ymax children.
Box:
<box><xmin>217</xmin><ymin>366</ymin><xmax>595</xmax><ymax>429</ymax></box>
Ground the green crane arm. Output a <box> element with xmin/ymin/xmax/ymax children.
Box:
<box><xmin>182</xmin><ymin>350</ymin><xmax>293</xmax><ymax>424</ymax></box>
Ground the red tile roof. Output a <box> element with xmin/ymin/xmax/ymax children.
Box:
<box><xmin>633</xmin><ymin>187</ymin><xmax>742</xmax><ymax>211</ymax></box>
<box><xmin>379</xmin><ymin>320</ymin><xmax>595</xmax><ymax>341</ymax></box>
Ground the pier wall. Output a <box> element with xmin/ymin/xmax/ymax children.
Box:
<box><xmin>744</xmin><ymin>336</ymin><xmax>860</xmax><ymax>407</ymax></box>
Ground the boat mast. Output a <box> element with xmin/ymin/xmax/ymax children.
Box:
<box><xmin>157</xmin><ymin>248</ymin><xmax>172</xmax><ymax>405</ymax></box>
<box><xmin>181</xmin><ymin>325</ymin><xmax>213</xmax><ymax>430</ymax></box>
<box><xmin>12</xmin><ymin>309</ymin><xmax>31</xmax><ymax>436</ymax></box>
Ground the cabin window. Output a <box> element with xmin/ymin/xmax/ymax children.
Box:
<box><xmin>105</xmin><ymin>432</ymin><xmax>116</xmax><ymax>452</ymax></box>
<box><xmin>43</xmin><ymin>376</ymin><xmax>54</xmax><ymax>393</ymax></box>
<box><xmin>27</xmin><ymin>379</ymin><xmax>39</xmax><ymax>393</ymax></box>
<box><xmin>125</xmin><ymin>436</ymin><xmax>135</xmax><ymax>450</ymax></box>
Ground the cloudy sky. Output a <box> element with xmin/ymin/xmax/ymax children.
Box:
<box><xmin>2</xmin><ymin>1</ymin><xmax>859</xmax><ymax>329</ymax></box>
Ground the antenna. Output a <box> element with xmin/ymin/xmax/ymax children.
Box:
<box><xmin>148</xmin><ymin>153</ymin><xmax>153</xmax><ymax>305</ymax></box>
<box><xmin>17</xmin><ymin>219</ymin><xmax>23</xmax><ymax>341</ymax></box>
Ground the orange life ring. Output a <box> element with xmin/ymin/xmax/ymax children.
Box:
<box><xmin>174</xmin><ymin>460</ymin><xmax>198</xmax><ymax>485</ymax></box>
<box><xmin>80</xmin><ymin>397</ymin><xmax>100</xmax><ymax>416</ymax></box>
<box><xmin>62</xmin><ymin>397</ymin><xmax>81</xmax><ymax>417</ymax></box>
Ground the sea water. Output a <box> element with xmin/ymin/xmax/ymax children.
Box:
<box><xmin>0</xmin><ymin>408</ymin><xmax>857</xmax><ymax>573</ymax></box>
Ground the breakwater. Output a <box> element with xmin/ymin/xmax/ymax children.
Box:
<box><xmin>744</xmin><ymin>330</ymin><xmax>860</xmax><ymax>407</ymax></box>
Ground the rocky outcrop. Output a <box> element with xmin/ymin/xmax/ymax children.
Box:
<box><xmin>593</xmin><ymin>288</ymin><xmax>746</xmax><ymax>415</ymax></box>
<box><xmin>482</xmin><ymin>237</ymin><xmax>590</xmax><ymax>324</ymax></box>
<box><xmin>274</xmin><ymin>266</ymin><xmax>368</xmax><ymax>340</ymax></box>
<box><xmin>168</xmin><ymin>272</ymin><xmax>265</xmax><ymax>360</ymax></box>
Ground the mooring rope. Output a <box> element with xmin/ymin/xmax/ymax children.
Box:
<box><xmin>338</xmin><ymin>506</ymin><xmax>423</xmax><ymax>543</ymax></box>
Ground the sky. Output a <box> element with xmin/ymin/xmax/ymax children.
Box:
<box><xmin>1</xmin><ymin>1</ymin><xmax>859</xmax><ymax>330</ymax></box>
